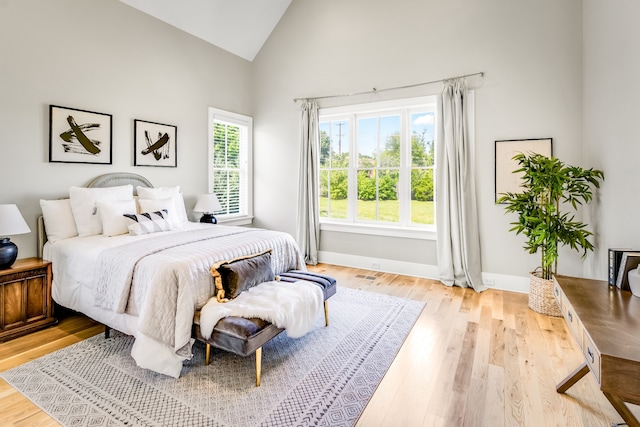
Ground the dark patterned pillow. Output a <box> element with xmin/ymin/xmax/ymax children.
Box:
<box><xmin>210</xmin><ymin>250</ymin><xmax>274</xmax><ymax>301</ymax></box>
<box><xmin>123</xmin><ymin>209</ymin><xmax>172</xmax><ymax>236</ymax></box>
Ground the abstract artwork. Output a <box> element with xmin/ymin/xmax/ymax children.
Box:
<box><xmin>134</xmin><ymin>119</ymin><xmax>177</xmax><ymax>167</ymax></box>
<box><xmin>495</xmin><ymin>137</ymin><xmax>552</xmax><ymax>202</ymax></box>
<box><xmin>49</xmin><ymin>105</ymin><xmax>112</xmax><ymax>164</ymax></box>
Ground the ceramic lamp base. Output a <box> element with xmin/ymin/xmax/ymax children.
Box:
<box><xmin>200</xmin><ymin>214</ymin><xmax>217</xmax><ymax>224</ymax></box>
<box><xmin>0</xmin><ymin>237</ymin><xmax>18</xmax><ymax>270</ymax></box>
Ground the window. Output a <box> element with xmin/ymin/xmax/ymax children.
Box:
<box><xmin>208</xmin><ymin>107</ymin><xmax>252</xmax><ymax>224</ymax></box>
<box><xmin>319</xmin><ymin>97</ymin><xmax>436</xmax><ymax>237</ymax></box>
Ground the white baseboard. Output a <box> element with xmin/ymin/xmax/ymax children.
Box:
<box><xmin>318</xmin><ymin>251</ymin><xmax>530</xmax><ymax>294</ymax></box>
<box><xmin>480</xmin><ymin>271</ymin><xmax>530</xmax><ymax>294</ymax></box>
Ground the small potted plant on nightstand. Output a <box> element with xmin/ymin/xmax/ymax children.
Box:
<box><xmin>497</xmin><ymin>153</ymin><xmax>604</xmax><ymax>316</ymax></box>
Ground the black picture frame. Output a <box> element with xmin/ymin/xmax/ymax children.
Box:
<box><xmin>49</xmin><ymin>105</ymin><xmax>113</xmax><ymax>164</ymax></box>
<box><xmin>134</xmin><ymin>119</ymin><xmax>177</xmax><ymax>167</ymax></box>
<box><xmin>495</xmin><ymin>138</ymin><xmax>552</xmax><ymax>202</ymax></box>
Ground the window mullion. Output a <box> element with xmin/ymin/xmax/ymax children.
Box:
<box><xmin>399</xmin><ymin>109</ymin><xmax>410</xmax><ymax>226</ymax></box>
<box><xmin>375</xmin><ymin>117</ymin><xmax>381</xmax><ymax>222</ymax></box>
<box><xmin>347</xmin><ymin>113</ymin><xmax>357</xmax><ymax>223</ymax></box>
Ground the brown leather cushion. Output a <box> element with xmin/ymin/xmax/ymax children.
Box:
<box><xmin>193</xmin><ymin>316</ymin><xmax>283</xmax><ymax>356</ymax></box>
<box><xmin>216</xmin><ymin>250</ymin><xmax>275</xmax><ymax>299</ymax></box>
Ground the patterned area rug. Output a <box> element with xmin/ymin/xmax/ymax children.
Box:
<box><xmin>1</xmin><ymin>287</ymin><xmax>424</xmax><ymax>427</ymax></box>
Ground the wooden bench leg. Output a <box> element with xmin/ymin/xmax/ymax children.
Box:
<box><xmin>204</xmin><ymin>343</ymin><xmax>261</xmax><ymax>388</ymax></box>
<box><xmin>324</xmin><ymin>301</ymin><xmax>329</xmax><ymax>326</ymax></box>
<box><xmin>255</xmin><ymin>347</ymin><xmax>262</xmax><ymax>387</ymax></box>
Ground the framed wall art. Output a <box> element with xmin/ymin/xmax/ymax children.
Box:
<box><xmin>495</xmin><ymin>138</ymin><xmax>552</xmax><ymax>202</ymax></box>
<box><xmin>49</xmin><ymin>105</ymin><xmax>112</xmax><ymax>164</ymax></box>
<box><xmin>134</xmin><ymin>119</ymin><xmax>177</xmax><ymax>167</ymax></box>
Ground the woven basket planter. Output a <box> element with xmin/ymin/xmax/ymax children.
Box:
<box><xmin>528</xmin><ymin>272</ymin><xmax>562</xmax><ymax>317</ymax></box>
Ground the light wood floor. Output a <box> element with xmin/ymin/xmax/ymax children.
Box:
<box><xmin>0</xmin><ymin>263</ymin><xmax>634</xmax><ymax>426</ymax></box>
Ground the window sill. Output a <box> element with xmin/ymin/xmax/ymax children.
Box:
<box><xmin>217</xmin><ymin>216</ymin><xmax>254</xmax><ymax>227</ymax></box>
<box><xmin>320</xmin><ymin>221</ymin><xmax>436</xmax><ymax>240</ymax></box>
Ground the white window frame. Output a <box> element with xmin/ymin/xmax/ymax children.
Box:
<box><xmin>207</xmin><ymin>107</ymin><xmax>253</xmax><ymax>226</ymax></box>
<box><xmin>319</xmin><ymin>96</ymin><xmax>437</xmax><ymax>240</ymax></box>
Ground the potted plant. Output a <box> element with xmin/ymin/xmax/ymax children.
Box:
<box><xmin>497</xmin><ymin>153</ymin><xmax>604</xmax><ymax>316</ymax></box>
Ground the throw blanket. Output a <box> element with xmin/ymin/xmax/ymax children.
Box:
<box><xmin>199</xmin><ymin>280</ymin><xmax>324</xmax><ymax>340</ymax></box>
<box><xmin>94</xmin><ymin>227</ymin><xmax>252</xmax><ymax>313</ymax></box>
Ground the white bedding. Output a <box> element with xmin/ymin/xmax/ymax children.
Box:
<box><xmin>44</xmin><ymin>222</ymin><xmax>306</xmax><ymax>377</ymax></box>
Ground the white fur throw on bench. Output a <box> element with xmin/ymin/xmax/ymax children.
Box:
<box><xmin>199</xmin><ymin>280</ymin><xmax>324</xmax><ymax>340</ymax></box>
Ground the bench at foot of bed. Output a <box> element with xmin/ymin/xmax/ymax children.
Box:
<box><xmin>192</xmin><ymin>270</ymin><xmax>337</xmax><ymax>386</ymax></box>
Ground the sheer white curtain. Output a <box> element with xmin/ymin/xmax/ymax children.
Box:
<box><xmin>436</xmin><ymin>79</ymin><xmax>485</xmax><ymax>291</ymax></box>
<box><xmin>296</xmin><ymin>100</ymin><xmax>320</xmax><ymax>265</ymax></box>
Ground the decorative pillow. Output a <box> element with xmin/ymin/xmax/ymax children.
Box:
<box><xmin>210</xmin><ymin>250</ymin><xmax>274</xmax><ymax>301</ymax></box>
<box><xmin>137</xmin><ymin>197</ymin><xmax>181</xmax><ymax>228</ymax></box>
<box><xmin>136</xmin><ymin>186</ymin><xmax>188</xmax><ymax>226</ymax></box>
<box><xmin>97</xmin><ymin>199</ymin><xmax>137</xmax><ymax>237</ymax></box>
<box><xmin>69</xmin><ymin>185</ymin><xmax>134</xmax><ymax>237</ymax></box>
<box><xmin>39</xmin><ymin>198</ymin><xmax>78</xmax><ymax>243</ymax></box>
<box><xmin>123</xmin><ymin>210</ymin><xmax>172</xmax><ymax>236</ymax></box>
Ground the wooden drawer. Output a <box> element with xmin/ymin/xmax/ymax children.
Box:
<box><xmin>553</xmin><ymin>280</ymin><xmax>563</xmax><ymax>311</ymax></box>
<box><xmin>583</xmin><ymin>330</ymin><xmax>601</xmax><ymax>384</ymax></box>
<box><xmin>564</xmin><ymin>299</ymin><xmax>583</xmax><ymax>349</ymax></box>
<box><xmin>554</xmin><ymin>281</ymin><xmax>582</xmax><ymax>348</ymax></box>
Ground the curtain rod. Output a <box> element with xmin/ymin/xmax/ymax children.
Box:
<box><xmin>293</xmin><ymin>71</ymin><xmax>484</xmax><ymax>102</ymax></box>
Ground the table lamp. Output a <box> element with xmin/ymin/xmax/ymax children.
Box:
<box><xmin>0</xmin><ymin>204</ymin><xmax>31</xmax><ymax>269</ymax></box>
<box><xmin>193</xmin><ymin>194</ymin><xmax>222</xmax><ymax>224</ymax></box>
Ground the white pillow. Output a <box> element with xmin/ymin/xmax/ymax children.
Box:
<box><xmin>137</xmin><ymin>186</ymin><xmax>188</xmax><ymax>226</ymax></box>
<box><xmin>124</xmin><ymin>210</ymin><xmax>172</xmax><ymax>236</ymax></box>
<box><xmin>137</xmin><ymin>197</ymin><xmax>181</xmax><ymax>228</ymax></box>
<box><xmin>97</xmin><ymin>199</ymin><xmax>137</xmax><ymax>237</ymax></box>
<box><xmin>39</xmin><ymin>199</ymin><xmax>78</xmax><ymax>243</ymax></box>
<box><xmin>69</xmin><ymin>185</ymin><xmax>134</xmax><ymax>237</ymax></box>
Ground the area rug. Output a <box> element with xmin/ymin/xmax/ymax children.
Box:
<box><xmin>1</xmin><ymin>287</ymin><xmax>425</xmax><ymax>427</ymax></box>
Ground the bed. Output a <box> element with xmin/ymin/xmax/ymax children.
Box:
<box><xmin>38</xmin><ymin>172</ymin><xmax>305</xmax><ymax>378</ymax></box>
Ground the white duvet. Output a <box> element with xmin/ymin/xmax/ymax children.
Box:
<box><xmin>44</xmin><ymin>222</ymin><xmax>306</xmax><ymax>378</ymax></box>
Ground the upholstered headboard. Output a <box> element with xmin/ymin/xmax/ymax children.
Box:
<box><xmin>87</xmin><ymin>172</ymin><xmax>153</xmax><ymax>195</ymax></box>
<box><xmin>37</xmin><ymin>172</ymin><xmax>153</xmax><ymax>258</ymax></box>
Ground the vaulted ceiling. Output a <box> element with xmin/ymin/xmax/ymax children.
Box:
<box><xmin>119</xmin><ymin>0</ymin><xmax>292</xmax><ymax>61</ymax></box>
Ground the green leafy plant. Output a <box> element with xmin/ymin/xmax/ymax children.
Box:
<box><xmin>497</xmin><ymin>153</ymin><xmax>604</xmax><ymax>280</ymax></box>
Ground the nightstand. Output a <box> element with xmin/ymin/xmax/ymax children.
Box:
<box><xmin>0</xmin><ymin>257</ymin><xmax>57</xmax><ymax>341</ymax></box>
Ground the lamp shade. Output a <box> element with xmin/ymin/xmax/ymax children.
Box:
<box><xmin>0</xmin><ymin>204</ymin><xmax>31</xmax><ymax>236</ymax></box>
<box><xmin>193</xmin><ymin>194</ymin><xmax>222</xmax><ymax>214</ymax></box>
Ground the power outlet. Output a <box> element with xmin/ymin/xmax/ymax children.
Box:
<box><xmin>371</xmin><ymin>262</ymin><xmax>381</xmax><ymax>270</ymax></box>
<box><xmin>484</xmin><ymin>277</ymin><xmax>495</xmax><ymax>286</ymax></box>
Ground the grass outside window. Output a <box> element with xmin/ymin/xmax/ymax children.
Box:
<box><xmin>320</xmin><ymin>198</ymin><xmax>434</xmax><ymax>225</ymax></box>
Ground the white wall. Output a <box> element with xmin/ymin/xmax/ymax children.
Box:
<box><xmin>0</xmin><ymin>0</ymin><xmax>252</xmax><ymax>257</ymax></box>
<box><xmin>252</xmin><ymin>0</ymin><xmax>585</xmax><ymax>281</ymax></box>
<box><xmin>2</xmin><ymin>0</ymin><xmax>613</xmax><ymax>286</ymax></box>
<box><xmin>582</xmin><ymin>0</ymin><xmax>640</xmax><ymax>279</ymax></box>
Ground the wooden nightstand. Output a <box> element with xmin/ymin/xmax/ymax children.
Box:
<box><xmin>0</xmin><ymin>257</ymin><xmax>57</xmax><ymax>342</ymax></box>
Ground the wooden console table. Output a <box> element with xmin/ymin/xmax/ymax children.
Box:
<box><xmin>553</xmin><ymin>274</ymin><xmax>640</xmax><ymax>427</ymax></box>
